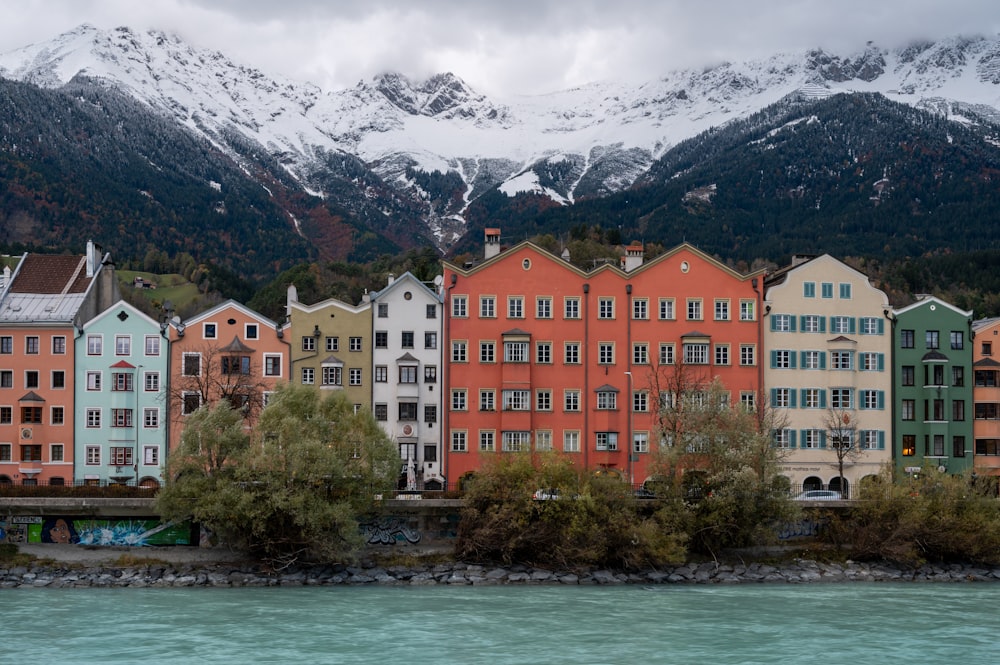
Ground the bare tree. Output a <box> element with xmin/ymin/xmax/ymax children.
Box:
<box><xmin>824</xmin><ymin>407</ymin><xmax>861</xmax><ymax>497</ymax></box>
<box><xmin>168</xmin><ymin>342</ymin><xmax>272</xmax><ymax>429</ymax></box>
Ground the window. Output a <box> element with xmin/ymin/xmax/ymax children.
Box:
<box><xmin>502</xmin><ymin>390</ymin><xmax>530</xmax><ymax>411</ymax></box>
<box><xmin>633</xmin><ymin>391</ymin><xmax>648</xmax><ymax>412</ymax></box>
<box><xmin>349</xmin><ymin>337</ymin><xmax>362</xmax><ymax>352</ymax></box>
<box><xmin>0</xmin><ymin>370</ymin><xmax>10</xmax><ymax>388</ymax></box>
<box><xmin>595</xmin><ymin>432</ymin><xmax>618</xmax><ymax>451</ymax></box>
<box><xmin>18</xmin><ymin>444</ymin><xmax>41</xmax><ymax>462</ymax></box>
<box><xmin>322</xmin><ymin>366</ymin><xmax>342</xmax><ymax>386</ymax></box>
<box><xmin>860</xmin><ymin>352</ymin><xmax>883</xmax><ymax>372</ymax></box>
<box><xmin>264</xmin><ymin>355</ymin><xmax>282</xmax><ymax>377</ymax></box>
<box><xmin>975</xmin><ymin>369</ymin><xmax>997</xmax><ymax>387</ymax></box>
<box><xmin>203</xmin><ymin>323</ymin><xmax>217</xmax><ymax>339</ymax></box>
<box><xmin>480</xmin><ymin>389</ymin><xmax>495</xmax><ymax>412</ymax></box>
<box><xmin>686</xmin><ymin>299</ymin><xmax>702</xmax><ymax>321</ymax></box>
<box><xmin>115</xmin><ymin>335</ymin><xmax>131</xmax><ymax>355</ymax></box>
<box><xmin>25</xmin><ymin>371</ymin><xmax>38</xmax><ymax>389</ymax></box>
<box><xmin>480</xmin><ymin>341</ymin><xmax>495</xmax><ymax>363</ymax></box>
<box><xmin>502</xmin><ymin>431</ymin><xmax>531</xmax><ymax>452</ymax></box>
<box><xmin>451</xmin><ymin>431</ymin><xmax>467</xmax><ymax>452</ymax></box>
<box><xmin>0</xmin><ymin>407</ymin><xmax>10</xmax><ymax>424</ymax></box>
<box><xmin>86</xmin><ymin>446</ymin><xmax>101</xmax><ymax>465</ymax></box>
<box><xmin>902</xmin><ymin>366</ymin><xmax>915</xmax><ymax>386</ymax></box>
<box><xmin>536</xmin><ymin>342</ymin><xmax>552</xmax><ymax>364</ymax></box>
<box><xmin>112</xmin><ymin>372</ymin><xmax>134</xmax><ymax>392</ymax></box>
<box><xmin>802</xmin><ymin>315</ymin><xmax>823</xmax><ymax>333</ymax></box>
<box><xmin>953</xmin><ymin>400</ymin><xmax>966</xmax><ymax>421</ymax></box>
<box><xmin>301</xmin><ymin>367</ymin><xmax>315</xmax><ymax>385</ymax></box>
<box><xmin>221</xmin><ymin>356</ymin><xmax>250</xmax><ymax>376</ymax></box>
<box><xmin>951</xmin><ymin>366</ymin><xmax>964</xmax><ymax>387</ymax></box>
<box><xmin>564</xmin><ymin>390</ymin><xmax>580</xmax><ymax>412</ymax></box>
<box><xmin>50</xmin><ymin>406</ymin><xmax>64</xmax><ymax>425</ymax></box>
<box><xmin>49</xmin><ymin>443</ymin><xmax>64</xmax><ymax>461</ymax></box>
<box><xmin>398</xmin><ymin>403</ymin><xmax>418</xmax><ymax>421</ymax></box>
<box><xmin>772</xmin><ymin>314</ymin><xmax>792</xmax><ymax>332</ymax></box>
<box><xmin>426</xmin><ymin>304</ymin><xmax>437</xmax><ymax>319</ymax></box>
<box><xmin>772</xmin><ymin>350</ymin><xmax>793</xmax><ymax>369</ymax></box>
<box><xmin>953</xmin><ymin>436</ymin><xmax>966</xmax><ymax>458</ymax></box>
<box><xmin>831</xmin><ymin>389</ymin><xmax>852</xmax><ymax>409</ymax></box>
<box><xmin>424</xmin><ymin>365</ymin><xmax>437</xmax><ymax>383</ymax></box>
<box><xmin>112</xmin><ymin>408</ymin><xmax>133</xmax><ymax>427</ymax></box>
<box><xmin>245</xmin><ymin>324</ymin><xmax>258</xmax><ymax>340</ymax></box>
<box><xmin>632</xmin><ymin>432</ymin><xmax>649</xmax><ymax>454</ymax></box>
<box><xmin>479</xmin><ymin>431</ymin><xmax>495</xmax><ymax>452</ymax></box>
<box><xmin>801</xmin><ymin>350</ymin><xmax>822</xmax><ymax>370</ymax></box>
<box><xmin>25</xmin><ymin>336</ymin><xmax>39</xmax><ymax>354</ymax></box>
<box><xmin>507</xmin><ymin>296</ymin><xmax>523</xmax><ymax>318</ymax></box>
<box><xmin>84</xmin><ymin>371</ymin><xmax>101</xmax><ymax>391</ymax></box>
<box><xmin>374</xmin><ymin>366</ymin><xmax>388</xmax><ymax>383</ymax></box>
<box><xmin>374</xmin><ymin>331</ymin><xmax>388</xmax><ymax>349</ymax></box>
<box><xmin>183</xmin><ymin>353</ymin><xmax>201</xmax><ymax>377</ymax></box>
<box><xmin>714</xmin><ymin>299</ymin><xmax>730</xmax><ymax>321</ymax></box>
<box><xmin>740</xmin><ymin>391</ymin><xmax>756</xmax><ymax>411</ymax></box>
<box><xmin>536</xmin><ymin>430</ymin><xmax>553</xmax><ymax>452</ymax></box>
<box><xmin>902</xmin><ymin>435</ymin><xmax>916</xmax><ymax>456</ymax></box>
<box><xmin>451</xmin><ymin>389</ymin><xmax>467</xmax><ymax>411</ymax></box>
<box><xmin>326</xmin><ymin>337</ymin><xmax>340</xmax><ymax>352</ymax></box>
<box><xmin>564</xmin><ymin>342</ymin><xmax>580</xmax><ymax>364</ymax></box>
<box><xmin>563</xmin><ymin>431</ymin><xmax>580</xmax><ymax>452</ymax></box>
<box><xmin>398</xmin><ymin>366</ymin><xmax>417</xmax><ymax>384</ymax></box>
<box><xmin>564</xmin><ymin>297</ymin><xmax>580</xmax><ymax>319</ymax></box>
<box><xmin>144</xmin><ymin>446</ymin><xmax>159</xmax><ymax>465</ymax></box>
<box><xmin>182</xmin><ymin>392</ymin><xmax>201</xmax><ymax>415</ymax></box>
<box><xmin>424</xmin><ymin>332</ymin><xmax>437</xmax><ymax>349</ymax></box>
<box><xmin>659</xmin><ymin>298</ymin><xmax>675</xmax><ymax>320</ymax></box>
<box><xmin>145</xmin><ymin>335</ymin><xmax>160</xmax><ymax>356</ymax></box>
<box><xmin>901</xmin><ymin>399</ymin><xmax>915</xmax><ymax>421</ymax></box>
<box><xmin>504</xmin><ymin>341</ymin><xmax>528</xmax><ymax>363</ymax></box>
<box><xmin>598</xmin><ymin>297</ymin><xmax>614</xmax><ymax>319</ymax></box>
<box><xmin>452</xmin><ymin>341</ymin><xmax>467</xmax><ymax>362</ymax></box>
<box><xmin>377</xmin><ymin>302</ymin><xmax>388</xmax><ymax>318</ymax></box>
<box><xmin>740</xmin><ymin>300</ymin><xmax>755</xmax><ymax>321</ymax></box>
<box><xmin>87</xmin><ymin>335</ymin><xmax>102</xmax><ymax>355</ymax></box>
<box><xmin>632</xmin><ymin>298</ymin><xmax>648</xmax><ymax>320</ymax></box>
<box><xmin>901</xmin><ymin>329</ymin><xmax>915</xmax><ymax>348</ymax></box>
<box><xmin>926</xmin><ymin>331</ymin><xmax>939</xmax><ymax>350</ymax></box>
<box><xmin>831</xmin><ymin>316</ymin><xmax>853</xmax><ymax>334</ymax></box>
<box><xmin>821</xmin><ymin>283</ymin><xmax>833</xmax><ymax>298</ymax></box>
<box><xmin>536</xmin><ymin>297</ymin><xmax>552</xmax><ymax>319</ymax></box>
<box><xmin>860</xmin><ymin>317</ymin><xmax>882</xmax><ymax>335</ymax></box>
<box><xmin>598</xmin><ymin>343</ymin><xmax>615</xmax><ymax>365</ymax></box>
<box><xmin>111</xmin><ymin>447</ymin><xmax>134</xmax><ymax>466</ymax></box>
<box><xmin>803</xmin><ymin>388</ymin><xmax>824</xmax><ymax>409</ymax></box>
<box><xmin>86</xmin><ymin>408</ymin><xmax>101</xmax><ymax>427</ymax></box>
<box><xmin>480</xmin><ymin>296</ymin><xmax>495</xmax><ymax>318</ymax></box>
<box><xmin>659</xmin><ymin>343</ymin><xmax>675</xmax><ymax>365</ymax></box>
<box><xmin>0</xmin><ymin>336</ymin><xmax>10</xmax><ymax>354</ymax></box>
<box><xmin>374</xmin><ymin>404</ymin><xmax>388</xmax><ymax>421</ymax></box>
<box><xmin>861</xmin><ymin>390</ymin><xmax>884</xmax><ymax>410</ymax></box>
<box><xmin>0</xmin><ymin>443</ymin><xmax>10</xmax><ymax>461</ymax></box>
<box><xmin>596</xmin><ymin>390</ymin><xmax>617</xmax><ymax>410</ymax></box>
<box><xmin>452</xmin><ymin>295</ymin><xmax>467</xmax><ymax>317</ymax></box>
<box><xmin>144</xmin><ymin>408</ymin><xmax>159</xmax><ymax>428</ymax></box>
<box><xmin>839</xmin><ymin>283</ymin><xmax>852</xmax><ymax>299</ymax></box>
<box><xmin>831</xmin><ymin>351</ymin><xmax>853</xmax><ymax>370</ymax></box>
<box><xmin>536</xmin><ymin>390</ymin><xmax>552</xmax><ymax>411</ymax></box>
<box><xmin>714</xmin><ymin>344</ymin><xmax>730</xmax><ymax>366</ymax></box>
<box><xmin>772</xmin><ymin>388</ymin><xmax>791</xmax><ymax>408</ymax></box>
<box><xmin>926</xmin><ymin>364</ymin><xmax>945</xmax><ymax>386</ymax></box>
<box><xmin>950</xmin><ymin>331</ymin><xmax>964</xmax><ymax>350</ymax></box>
<box><xmin>633</xmin><ymin>343</ymin><xmax>649</xmax><ymax>364</ymax></box>
<box><xmin>684</xmin><ymin>343</ymin><xmax>708</xmax><ymax>365</ymax></box>
<box><xmin>803</xmin><ymin>282</ymin><xmax>816</xmax><ymax>298</ymax></box>
<box><xmin>52</xmin><ymin>336</ymin><xmax>66</xmax><ymax>354</ymax></box>
<box><xmin>773</xmin><ymin>429</ymin><xmax>793</xmax><ymax>448</ymax></box>
<box><xmin>976</xmin><ymin>439</ymin><xmax>1000</xmax><ymax>455</ymax></box>
<box><xmin>802</xmin><ymin>429</ymin><xmax>823</xmax><ymax>449</ymax></box>
<box><xmin>400</xmin><ymin>331</ymin><xmax>414</xmax><ymax>349</ymax></box>
<box><xmin>349</xmin><ymin>368</ymin><xmax>363</xmax><ymax>386</ymax></box>
<box><xmin>424</xmin><ymin>405</ymin><xmax>437</xmax><ymax>423</ymax></box>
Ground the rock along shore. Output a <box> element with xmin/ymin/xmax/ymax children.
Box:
<box><xmin>4</xmin><ymin>558</ymin><xmax>1000</xmax><ymax>589</ymax></box>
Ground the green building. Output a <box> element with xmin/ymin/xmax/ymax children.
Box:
<box><xmin>892</xmin><ymin>296</ymin><xmax>974</xmax><ymax>476</ymax></box>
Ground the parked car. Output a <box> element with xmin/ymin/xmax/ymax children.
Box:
<box><xmin>533</xmin><ymin>488</ymin><xmax>560</xmax><ymax>500</ymax></box>
<box><xmin>793</xmin><ymin>490</ymin><xmax>843</xmax><ymax>501</ymax></box>
<box><xmin>633</xmin><ymin>487</ymin><xmax>658</xmax><ymax>499</ymax></box>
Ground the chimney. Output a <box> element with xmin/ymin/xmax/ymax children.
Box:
<box><xmin>86</xmin><ymin>240</ymin><xmax>96</xmax><ymax>277</ymax></box>
<box><xmin>623</xmin><ymin>242</ymin><xmax>644</xmax><ymax>272</ymax></box>
<box><xmin>387</xmin><ymin>273</ymin><xmax>395</xmax><ymax>286</ymax></box>
<box><xmin>484</xmin><ymin>228</ymin><xmax>501</xmax><ymax>260</ymax></box>
<box><xmin>286</xmin><ymin>284</ymin><xmax>298</xmax><ymax>319</ymax></box>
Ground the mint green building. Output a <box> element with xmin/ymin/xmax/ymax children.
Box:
<box><xmin>892</xmin><ymin>296</ymin><xmax>974</xmax><ymax>476</ymax></box>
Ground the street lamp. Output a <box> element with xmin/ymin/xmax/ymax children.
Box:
<box><xmin>624</xmin><ymin>371</ymin><xmax>634</xmax><ymax>488</ymax></box>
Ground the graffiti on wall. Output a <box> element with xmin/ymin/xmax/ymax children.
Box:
<box><xmin>777</xmin><ymin>519</ymin><xmax>822</xmax><ymax>540</ymax></box>
<box><xmin>361</xmin><ymin>517</ymin><xmax>421</xmax><ymax>545</ymax></box>
<box><xmin>1</xmin><ymin>517</ymin><xmax>192</xmax><ymax>546</ymax></box>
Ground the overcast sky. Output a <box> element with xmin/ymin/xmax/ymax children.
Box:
<box><xmin>3</xmin><ymin>1</ymin><xmax>999</xmax><ymax>96</ymax></box>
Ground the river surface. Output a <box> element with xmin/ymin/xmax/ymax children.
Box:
<box><xmin>4</xmin><ymin>583</ymin><xmax>998</xmax><ymax>664</ymax></box>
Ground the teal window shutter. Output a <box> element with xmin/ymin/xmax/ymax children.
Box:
<box><xmin>790</xmin><ymin>353</ymin><xmax>797</xmax><ymax>369</ymax></box>
<box><xmin>789</xmin><ymin>316</ymin><xmax>797</xmax><ymax>332</ymax></box>
<box><xmin>819</xmin><ymin>317</ymin><xmax>826</xmax><ymax>333</ymax></box>
<box><xmin>789</xmin><ymin>390</ymin><xmax>797</xmax><ymax>408</ymax></box>
<box><xmin>877</xmin><ymin>353</ymin><xmax>885</xmax><ymax>372</ymax></box>
<box><xmin>877</xmin><ymin>391</ymin><xmax>885</xmax><ymax>410</ymax></box>
<box><xmin>789</xmin><ymin>431</ymin><xmax>797</xmax><ymax>448</ymax></box>
<box><xmin>770</xmin><ymin>316</ymin><xmax>777</xmax><ymax>332</ymax></box>
<box><xmin>770</xmin><ymin>351</ymin><xmax>777</xmax><ymax>369</ymax></box>
<box><xmin>877</xmin><ymin>318</ymin><xmax>885</xmax><ymax>335</ymax></box>
<box><xmin>819</xmin><ymin>352</ymin><xmax>826</xmax><ymax>369</ymax></box>
<box><xmin>878</xmin><ymin>431</ymin><xmax>885</xmax><ymax>450</ymax></box>
<box><xmin>770</xmin><ymin>388</ymin><xmax>777</xmax><ymax>405</ymax></box>
<box><xmin>819</xmin><ymin>431</ymin><xmax>827</xmax><ymax>449</ymax></box>
<box><xmin>849</xmin><ymin>317</ymin><xmax>856</xmax><ymax>334</ymax></box>
<box><xmin>819</xmin><ymin>390</ymin><xmax>827</xmax><ymax>408</ymax></box>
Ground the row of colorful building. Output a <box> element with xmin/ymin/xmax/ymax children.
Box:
<box><xmin>1</xmin><ymin>232</ymin><xmax>997</xmax><ymax>495</ymax></box>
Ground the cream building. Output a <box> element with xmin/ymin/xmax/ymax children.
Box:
<box><xmin>764</xmin><ymin>255</ymin><xmax>892</xmax><ymax>497</ymax></box>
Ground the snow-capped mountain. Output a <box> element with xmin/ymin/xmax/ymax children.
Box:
<box><xmin>2</xmin><ymin>24</ymin><xmax>1000</xmax><ymax>249</ymax></box>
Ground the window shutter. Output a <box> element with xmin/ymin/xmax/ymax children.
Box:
<box><xmin>789</xmin><ymin>316</ymin><xmax>797</xmax><ymax>332</ymax></box>
<box><xmin>770</xmin><ymin>316</ymin><xmax>778</xmax><ymax>332</ymax></box>
<box><xmin>877</xmin><ymin>353</ymin><xmax>885</xmax><ymax>372</ymax></box>
<box><xmin>799</xmin><ymin>315</ymin><xmax>807</xmax><ymax>330</ymax></box>
<box><xmin>770</xmin><ymin>388</ymin><xmax>778</xmax><ymax>405</ymax></box>
<box><xmin>789</xmin><ymin>431</ymin><xmax>797</xmax><ymax>448</ymax></box>
<box><xmin>819</xmin><ymin>390</ymin><xmax>827</xmax><ymax>408</ymax></box>
<box><xmin>849</xmin><ymin>317</ymin><xmax>856</xmax><ymax>334</ymax></box>
<box><xmin>878</xmin><ymin>431</ymin><xmax>885</xmax><ymax>450</ymax></box>
<box><xmin>819</xmin><ymin>317</ymin><xmax>826</xmax><ymax>333</ymax></box>
<box><xmin>819</xmin><ymin>431</ymin><xmax>827</xmax><ymax>449</ymax></box>
<box><xmin>770</xmin><ymin>351</ymin><xmax>778</xmax><ymax>369</ymax></box>
<box><xmin>790</xmin><ymin>353</ymin><xmax>797</xmax><ymax>369</ymax></box>
<box><xmin>819</xmin><ymin>352</ymin><xmax>827</xmax><ymax>369</ymax></box>
<box><xmin>877</xmin><ymin>391</ymin><xmax>885</xmax><ymax>410</ymax></box>
<box><xmin>789</xmin><ymin>390</ymin><xmax>797</xmax><ymax>408</ymax></box>
<box><xmin>877</xmin><ymin>318</ymin><xmax>885</xmax><ymax>335</ymax></box>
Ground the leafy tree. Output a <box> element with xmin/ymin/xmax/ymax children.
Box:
<box><xmin>157</xmin><ymin>384</ymin><xmax>398</xmax><ymax>566</ymax></box>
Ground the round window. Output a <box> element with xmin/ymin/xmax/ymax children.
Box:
<box><xmin>680</xmin><ymin>261</ymin><xmax>690</xmax><ymax>273</ymax></box>
<box><xmin>522</xmin><ymin>258</ymin><xmax>531</xmax><ymax>270</ymax></box>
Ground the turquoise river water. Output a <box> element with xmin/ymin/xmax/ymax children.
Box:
<box><xmin>2</xmin><ymin>583</ymin><xmax>998</xmax><ymax>664</ymax></box>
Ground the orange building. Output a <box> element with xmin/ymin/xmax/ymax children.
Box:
<box><xmin>167</xmin><ymin>300</ymin><xmax>290</xmax><ymax>453</ymax></box>
<box><xmin>442</xmin><ymin>231</ymin><xmax>764</xmax><ymax>488</ymax></box>
<box><xmin>972</xmin><ymin>317</ymin><xmax>1000</xmax><ymax>481</ymax></box>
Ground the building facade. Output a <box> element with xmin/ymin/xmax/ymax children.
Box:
<box><xmin>971</xmin><ymin>317</ymin><xmax>1000</xmax><ymax>482</ymax></box>
<box><xmin>0</xmin><ymin>244</ymin><xmax>118</xmax><ymax>486</ymax></box>
<box><xmin>168</xmin><ymin>300</ymin><xmax>288</xmax><ymax>452</ymax></box>
<box><xmin>74</xmin><ymin>301</ymin><xmax>170</xmax><ymax>487</ymax></box>
<box><xmin>763</xmin><ymin>255</ymin><xmax>893</xmax><ymax>496</ymax></box>
<box><xmin>443</xmin><ymin>232</ymin><xmax>763</xmax><ymax>488</ymax></box>
<box><xmin>369</xmin><ymin>272</ymin><xmax>445</xmax><ymax>489</ymax></box>
<box><xmin>893</xmin><ymin>297</ymin><xmax>974</xmax><ymax>476</ymax></box>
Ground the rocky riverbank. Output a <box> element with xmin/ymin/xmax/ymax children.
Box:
<box><xmin>4</xmin><ymin>555</ymin><xmax>1000</xmax><ymax>588</ymax></box>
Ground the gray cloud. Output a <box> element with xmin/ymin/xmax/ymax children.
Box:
<box><xmin>3</xmin><ymin>1</ymin><xmax>999</xmax><ymax>95</ymax></box>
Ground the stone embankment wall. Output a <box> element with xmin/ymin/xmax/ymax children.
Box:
<box><xmin>5</xmin><ymin>558</ymin><xmax>1000</xmax><ymax>589</ymax></box>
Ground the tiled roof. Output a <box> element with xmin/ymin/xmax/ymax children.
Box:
<box><xmin>0</xmin><ymin>254</ymin><xmax>94</xmax><ymax>323</ymax></box>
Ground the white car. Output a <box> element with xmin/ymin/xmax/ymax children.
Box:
<box><xmin>793</xmin><ymin>490</ymin><xmax>843</xmax><ymax>501</ymax></box>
